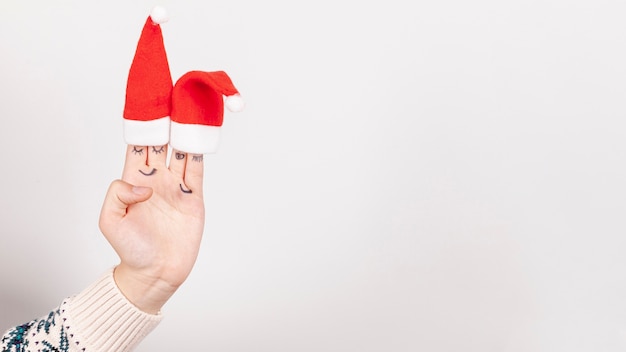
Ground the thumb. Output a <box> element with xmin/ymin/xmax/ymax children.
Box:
<box><xmin>99</xmin><ymin>179</ymin><xmax>153</xmax><ymax>225</ymax></box>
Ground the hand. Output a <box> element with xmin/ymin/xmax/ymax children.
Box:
<box><xmin>98</xmin><ymin>145</ymin><xmax>206</xmax><ymax>314</ymax></box>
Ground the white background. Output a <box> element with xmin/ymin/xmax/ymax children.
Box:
<box><xmin>1</xmin><ymin>0</ymin><xmax>626</xmax><ymax>351</ymax></box>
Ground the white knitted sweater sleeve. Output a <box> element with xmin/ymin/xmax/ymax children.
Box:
<box><xmin>1</xmin><ymin>268</ymin><xmax>162</xmax><ymax>352</ymax></box>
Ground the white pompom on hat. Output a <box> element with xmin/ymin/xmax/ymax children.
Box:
<box><xmin>150</xmin><ymin>5</ymin><xmax>169</xmax><ymax>24</ymax></box>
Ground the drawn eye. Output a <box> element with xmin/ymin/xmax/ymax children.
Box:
<box><xmin>192</xmin><ymin>155</ymin><xmax>203</xmax><ymax>162</ymax></box>
<box><xmin>175</xmin><ymin>153</ymin><xmax>185</xmax><ymax>160</ymax></box>
<box><xmin>132</xmin><ymin>146</ymin><xmax>144</xmax><ymax>155</ymax></box>
<box><xmin>152</xmin><ymin>146</ymin><xmax>165</xmax><ymax>154</ymax></box>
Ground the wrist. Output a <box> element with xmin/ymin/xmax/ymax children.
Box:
<box><xmin>113</xmin><ymin>264</ymin><xmax>179</xmax><ymax>314</ymax></box>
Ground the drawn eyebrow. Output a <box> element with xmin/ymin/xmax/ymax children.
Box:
<box><xmin>139</xmin><ymin>168</ymin><xmax>157</xmax><ymax>176</ymax></box>
<box><xmin>152</xmin><ymin>146</ymin><xmax>165</xmax><ymax>154</ymax></box>
<box><xmin>132</xmin><ymin>146</ymin><xmax>144</xmax><ymax>155</ymax></box>
<box><xmin>179</xmin><ymin>184</ymin><xmax>192</xmax><ymax>194</ymax></box>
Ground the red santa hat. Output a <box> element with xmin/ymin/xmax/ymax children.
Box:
<box><xmin>170</xmin><ymin>70</ymin><xmax>244</xmax><ymax>154</ymax></box>
<box><xmin>123</xmin><ymin>6</ymin><xmax>172</xmax><ymax>146</ymax></box>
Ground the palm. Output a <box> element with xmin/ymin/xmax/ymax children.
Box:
<box><xmin>120</xmin><ymin>169</ymin><xmax>204</xmax><ymax>286</ymax></box>
<box><xmin>101</xmin><ymin>145</ymin><xmax>206</xmax><ymax>289</ymax></box>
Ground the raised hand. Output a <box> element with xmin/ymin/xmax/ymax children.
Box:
<box><xmin>98</xmin><ymin>145</ymin><xmax>206</xmax><ymax>314</ymax></box>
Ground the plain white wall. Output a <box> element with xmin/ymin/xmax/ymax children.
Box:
<box><xmin>2</xmin><ymin>0</ymin><xmax>626</xmax><ymax>351</ymax></box>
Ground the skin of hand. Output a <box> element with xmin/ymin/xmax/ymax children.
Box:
<box><xmin>98</xmin><ymin>145</ymin><xmax>206</xmax><ymax>314</ymax></box>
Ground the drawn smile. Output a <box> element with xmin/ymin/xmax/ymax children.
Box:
<box><xmin>179</xmin><ymin>184</ymin><xmax>192</xmax><ymax>194</ymax></box>
<box><xmin>139</xmin><ymin>168</ymin><xmax>157</xmax><ymax>176</ymax></box>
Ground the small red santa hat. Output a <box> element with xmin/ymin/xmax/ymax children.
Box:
<box><xmin>170</xmin><ymin>70</ymin><xmax>244</xmax><ymax>154</ymax></box>
<box><xmin>123</xmin><ymin>6</ymin><xmax>172</xmax><ymax>146</ymax></box>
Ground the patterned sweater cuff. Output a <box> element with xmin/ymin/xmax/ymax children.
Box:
<box><xmin>61</xmin><ymin>267</ymin><xmax>162</xmax><ymax>352</ymax></box>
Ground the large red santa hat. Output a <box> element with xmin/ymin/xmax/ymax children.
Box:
<box><xmin>170</xmin><ymin>70</ymin><xmax>244</xmax><ymax>154</ymax></box>
<box><xmin>123</xmin><ymin>6</ymin><xmax>172</xmax><ymax>146</ymax></box>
